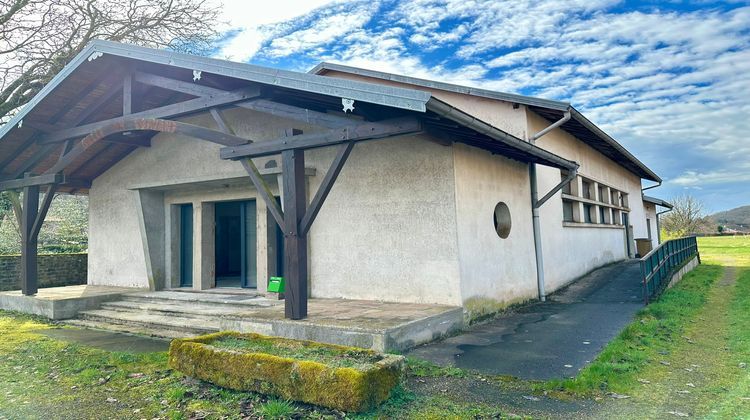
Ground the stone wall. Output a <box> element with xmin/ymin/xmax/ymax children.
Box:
<box><xmin>0</xmin><ymin>253</ymin><xmax>87</xmax><ymax>291</ymax></box>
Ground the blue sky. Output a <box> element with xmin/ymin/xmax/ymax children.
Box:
<box><xmin>214</xmin><ymin>0</ymin><xmax>750</xmax><ymax>212</ymax></box>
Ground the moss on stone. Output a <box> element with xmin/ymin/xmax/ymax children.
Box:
<box><xmin>168</xmin><ymin>331</ymin><xmax>404</xmax><ymax>412</ymax></box>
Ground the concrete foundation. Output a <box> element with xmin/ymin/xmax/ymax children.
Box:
<box><xmin>666</xmin><ymin>256</ymin><xmax>700</xmax><ymax>290</ymax></box>
<box><xmin>14</xmin><ymin>287</ymin><xmax>464</xmax><ymax>352</ymax></box>
<box><xmin>0</xmin><ymin>285</ymin><xmax>137</xmax><ymax>320</ymax></box>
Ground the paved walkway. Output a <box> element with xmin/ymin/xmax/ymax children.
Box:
<box><xmin>408</xmin><ymin>260</ymin><xmax>645</xmax><ymax>380</ymax></box>
<box><xmin>39</xmin><ymin>328</ymin><xmax>170</xmax><ymax>353</ymax></box>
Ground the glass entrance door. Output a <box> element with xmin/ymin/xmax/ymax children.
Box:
<box><xmin>215</xmin><ymin>200</ymin><xmax>257</xmax><ymax>288</ymax></box>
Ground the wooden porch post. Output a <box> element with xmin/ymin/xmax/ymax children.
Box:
<box><xmin>21</xmin><ymin>184</ymin><xmax>40</xmax><ymax>296</ymax></box>
<box><xmin>281</xmin><ymin>146</ymin><xmax>308</xmax><ymax>320</ymax></box>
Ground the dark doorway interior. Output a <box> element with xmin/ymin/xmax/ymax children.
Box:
<box><xmin>179</xmin><ymin>204</ymin><xmax>193</xmax><ymax>287</ymax></box>
<box><xmin>215</xmin><ymin>200</ymin><xmax>257</xmax><ymax>288</ymax></box>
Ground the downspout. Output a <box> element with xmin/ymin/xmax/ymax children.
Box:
<box><xmin>656</xmin><ymin>207</ymin><xmax>672</xmax><ymax>244</ymax></box>
<box><xmin>529</xmin><ymin>110</ymin><xmax>575</xmax><ymax>301</ymax></box>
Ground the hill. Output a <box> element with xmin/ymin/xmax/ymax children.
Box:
<box><xmin>712</xmin><ymin>205</ymin><xmax>750</xmax><ymax>232</ymax></box>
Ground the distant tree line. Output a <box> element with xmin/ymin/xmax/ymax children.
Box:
<box><xmin>0</xmin><ymin>193</ymin><xmax>88</xmax><ymax>255</ymax></box>
<box><xmin>660</xmin><ymin>194</ymin><xmax>718</xmax><ymax>240</ymax></box>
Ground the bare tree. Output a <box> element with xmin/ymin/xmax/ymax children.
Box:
<box><xmin>661</xmin><ymin>194</ymin><xmax>713</xmax><ymax>237</ymax></box>
<box><xmin>0</xmin><ymin>0</ymin><xmax>221</xmax><ymax>121</ymax></box>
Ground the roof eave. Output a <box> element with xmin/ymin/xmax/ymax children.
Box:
<box><xmin>312</xmin><ymin>61</ymin><xmax>662</xmax><ymax>183</ymax></box>
<box><xmin>643</xmin><ymin>195</ymin><xmax>673</xmax><ymax>209</ymax></box>
<box><xmin>568</xmin><ymin>107</ymin><xmax>661</xmax><ymax>183</ymax></box>
<box><xmin>310</xmin><ymin>62</ymin><xmax>571</xmax><ymax>111</ymax></box>
<box><xmin>0</xmin><ymin>41</ymin><xmax>433</xmax><ymax>143</ymax></box>
<box><xmin>426</xmin><ymin>97</ymin><xmax>579</xmax><ymax>171</ymax></box>
<box><xmin>0</xmin><ymin>42</ymin><xmax>100</xmax><ymax>141</ymax></box>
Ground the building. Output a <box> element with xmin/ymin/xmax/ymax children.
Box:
<box><xmin>0</xmin><ymin>41</ymin><xmax>668</xmax><ymax>325</ymax></box>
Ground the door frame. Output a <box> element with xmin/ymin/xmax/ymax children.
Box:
<box><xmin>179</xmin><ymin>203</ymin><xmax>193</xmax><ymax>287</ymax></box>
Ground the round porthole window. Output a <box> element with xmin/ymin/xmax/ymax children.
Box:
<box><xmin>493</xmin><ymin>202</ymin><xmax>512</xmax><ymax>239</ymax></box>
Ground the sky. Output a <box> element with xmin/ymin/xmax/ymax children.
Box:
<box><xmin>212</xmin><ymin>0</ymin><xmax>750</xmax><ymax>213</ymax></box>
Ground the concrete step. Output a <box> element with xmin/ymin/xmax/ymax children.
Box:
<box><xmin>100</xmin><ymin>299</ymin><xmax>270</xmax><ymax>318</ymax></box>
<box><xmin>62</xmin><ymin>318</ymin><xmax>193</xmax><ymax>340</ymax></box>
<box><xmin>76</xmin><ymin>309</ymin><xmax>221</xmax><ymax>336</ymax></box>
<box><xmin>121</xmin><ymin>290</ymin><xmax>279</xmax><ymax>308</ymax></box>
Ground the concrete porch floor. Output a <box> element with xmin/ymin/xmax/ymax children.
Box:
<box><xmin>0</xmin><ymin>285</ymin><xmax>137</xmax><ymax>320</ymax></box>
<box><xmin>0</xmin><ymin>286</ymin><xmax>464</xmax><ymax>352</ymax></box>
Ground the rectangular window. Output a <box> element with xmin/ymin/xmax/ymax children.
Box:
<box><xmin>582</xmin><ymin>180</ymin><xmax>592</xmax><ymax>199</ymax></box>
<box><xmin>562</xmin><ymin>174</ymin><xmax>629</xmax><ymax>227</ymax></box>
<box><xmin>563</xmin><ymin>200</ymin><xmax>574</xmax><ymax>222</ymax></box>
<box><xmin>561</xmin><ymin>172</ymin><xmax>572</xmax><ymax>195</ymax></box>
<box><xmin>598</xmin><ymin>185</ymin><xmax>607</xmax><ymax>203</ymax></box>
<box><xmin>583</xmin><ymin>203</ymin><xmax>593</xmax><ymax>223</ymax></box>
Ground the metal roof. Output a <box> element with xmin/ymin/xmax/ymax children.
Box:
<box><xmin>1</xmin><ymin>41</ymin><xmax>430</xmax><ymax>142</ymax></box>
<box><xmin>643</xmin><ymin>195</ymin><xmax>673</xmax><ymax>209</ymax></box>
<box><xmin>0</xmin><ymin>41</ymin><xmax>578</xmax><ymax>193</ymax></box>
<box><xmin>311</xmin><ymin>62</ymin><xmax>660</xmax><ymax>182</ymax></box>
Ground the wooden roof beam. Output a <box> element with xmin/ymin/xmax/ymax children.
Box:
<box><xmin>44</xmin><ymin>118</ymin><xmax>252</xmax><ymax>176</ymax></box>
<box><xmin>39</xmin><ymin>85</ymin><xmax>261</xmax><ymax>144</ymax></box>
<box><xmin>220</xmin><ymin>117</ymin><xmax>422</xmax><ymax>159</ymax></box>
<box><xmin>0</xmin><ymin>173</ymin><xmax>63</xmax><ymax>190</ymax></box>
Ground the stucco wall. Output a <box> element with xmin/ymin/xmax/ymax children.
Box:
<box><xmin>308</xmin><ymin>136</ymin><xmax>462</xmax><ymax>305</ymax></box>
<box><xmin>88</xmin><ymin>107</ymin><xmax>462</xmax><ymax>305</ymax></box>
<box><xmin>529</xmin><ymin>111</ymin><xmax>645</xmax><ymax>290</ymax></box>
<box><xmin>643</xmin><ymin>202</ymin><xmax>658</xmax><ymax>249</ymax></box>
<box><xmin>320</xmin><ymin>69</ymin><xmax>652</xmax><ymax>302</ymax></box>
<box><xmin>452</xmin><ymin>143</ymin><xmax>538</xmax><ymax>316</ymax></box>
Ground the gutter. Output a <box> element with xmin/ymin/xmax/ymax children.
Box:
<box><xmin>642</xmin><ymin>180</ymin><xmax>662</xmax><ymax>192</ymax></box>
<box><xmin>528</xmin><ymin>110</ymin><xmax>577</xmax><ymax>301</ymax></box>
<box><xmin>426</xmin><ymin>98</ymin><xmax>578</xmax><ymax>171</ymax></box>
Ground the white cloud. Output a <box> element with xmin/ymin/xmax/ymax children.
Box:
<box><xmin>213</xmin><ymin>0</ymin><xmax>342</xmax><ymax>61</ymax></box>
<box><xmin>207</xmin><ymin>0</ymin><xmax>750</xmax><ymax>210</ymax></box>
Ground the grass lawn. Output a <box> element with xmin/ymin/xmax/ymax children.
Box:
<box><xmin>547</xmin><ymin>235</ymin><xmax>750</xmax><ymax>417</ymax></box>
<box><xmin>0</xmin><ymin>235</ymin><xmax>747</xmax><ymax>419</ymax></box>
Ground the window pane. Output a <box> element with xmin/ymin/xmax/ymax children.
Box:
<box><xmin>561</xmin><ymin>172</ymin><xmax>572</xmax><ymax>195</ymax></box>
<box><xmin>563</xmin><ymin>200</ymin><xmax>574</xmax><ymax>222</ymax></box>
<box><xmin>582</xmin><ymin>181</ymin><xmax>591</xmax><ymax>199</ymax></box>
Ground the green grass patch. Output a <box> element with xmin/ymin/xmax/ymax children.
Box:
<box><xmin>542</xmin><ymin>236</ymin><xmax>750</xmax><ymax>397</ymax></box>
<box><xmin>541</xmin><ymin>263</ymin><xmax>722</xmax><ymax>395</ymax></box>
<box><xmin>405</xmin><ymin>357</ymin><xmax>468</xmax><ymax>378</ymax></box>
<box><xmin>705</xmin><ymin>267</ymin><xmax>750</xmax><ymax>418</ymax></box>
<box><xmin>256</xmin><ymin>398</ymin><xmax>296</xmax><ymax>419</ymax></box>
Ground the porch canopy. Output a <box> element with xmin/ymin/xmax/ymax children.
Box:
<box><xmin>0</xmin><ymin>41</ymin><xmax>578</xmax><ymax>319</ymax></box>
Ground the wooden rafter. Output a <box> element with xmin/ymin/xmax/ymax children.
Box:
<box><xmin>0</xmin><ymin>173</ymin><xmax>62</xmax><ymax>190</ymax></box>
<box><xmin>220</xmin><ymin>117</ymin><xmax>422</xmax><ymax>159</ymax></box>
<box><xmin>39</xmin><ymin>85</ymin><xmax>261</xmax><ymax>144</ymax></box>
<box><xmin>123</xmin><ymin>74</ymin><xmax>133</xmax><ymax>115</ymax></box>
<box><xmin>43</xmin><ymin>118</ymin><xmax>252</xmax><ymax>176</ymax></box>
